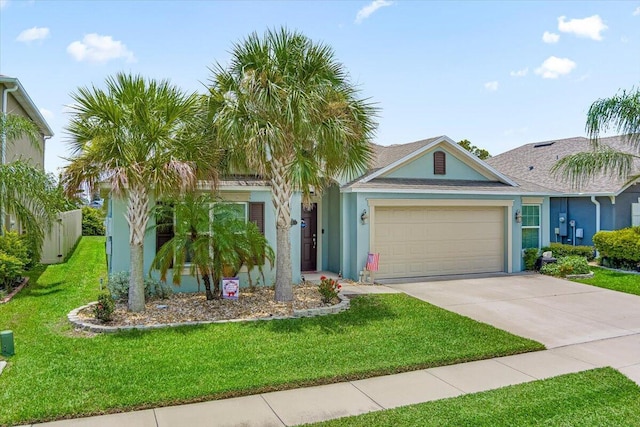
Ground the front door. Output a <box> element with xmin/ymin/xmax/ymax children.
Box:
<box><xmin>300</xmin><ymin>203</ymin><xmax>318</xmax><ymax>271</ymax></box>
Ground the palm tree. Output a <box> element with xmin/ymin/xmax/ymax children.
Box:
<box><xmin>207</xmin><ymin>28</ymin><xmax>377</xmax><ymax>301</ymax></box>
<box><xmin>553</xmin><ymin>87</ymin><xmax>640</xmax><ymax>187</ymax></box>
<box><xmin>0</xmin><ymin>113</ymin><xmax>57</xmax><ymax>258</ymax></box>
<box><xmin>63</xmin><ymin>73</ymin><xmax>219</xmax><ymax>312</ymax></box>
<box><xmin>151</xmin><ymin>194</ymin><xmax>274</xmax><ymax>300</ymax></box>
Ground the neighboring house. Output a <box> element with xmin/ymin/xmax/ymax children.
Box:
<box><xmin>106</xmin><ymin>135</ymin><xmax>557</xmax><ymax>287</ymax></box>
<box><xmin>487</xmin><ymin>135</ymin><xmax>640</xmax><ymax>247</ymax></box>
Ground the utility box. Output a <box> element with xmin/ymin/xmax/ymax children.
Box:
<box><xmin>1</xmin><ymin>330</ymin><xmax>14</xmax><ymax>356</ymax></box>
<box><xmin>559</xmin><ymin>213</ymin><xmax>568</xmax><ymax>236</ymax></box>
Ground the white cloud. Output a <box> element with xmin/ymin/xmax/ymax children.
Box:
<box><xmin>39</xmin><ymin>108</ymin><xmax>54</xmax><ymax>120</ymax></box>
<box><xmin>355</xmin><ymin>0</ymin><xmax>393</xmax><ymax>24</ymax></box>
<box><xmin>535</xmin><ymin>56</ymin><xmax>577</xmax><ymax>79</ymax></box>
<box><xmin>510</xmin><ymin>68</ymin><xmax>528</xmax><ymax>77</ymax></box>
<box><xmin>67</xmin><ymin>33</ymin><xmax>135</xmax><ymax>64</ymax></box>
<box><xmin>633</xmin><ymin>7</ymin><xmax>640</xmax><ymax>16</ymax></box>
<box><xmin>16</xmin><ymin>26</ymin><xmax>50</xmax><ymax>43</ymax></box>
<box><xmin>0</xmin><ymin>0</ymin><xmax>8</xmax><ymax>9</ymax></box>
<box><xmin>558</xmin><ymin>15</ymin><xmax>607</xmax><ymax>41</ymax></box>
<box><xmin>542</xmin><ymin>31</ymin><xmax>559</xmax><ymax>43</ymax></box>
<box><xmin>484</xmin><ymin>81</ymin><xmax>499</xmax><ymax>91</ymax></box>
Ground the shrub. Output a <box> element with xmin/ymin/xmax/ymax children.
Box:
<box><xmin>541</xmin><ymin>243</ymin><xmax>595</xmax><ymax>261</ymax></box>
<box><xmin>593</xmin><ymin>228</ymin><xmax>640</xmax><ymax>269</ymax></box>
<box><xmin>540</xmin><ymin>256</ymin><xmax>590</xmax><ymax>277</ymax></box>
<box><xmin>318</xmin><ymin>275</ymin><xmax>341</xmax><ymax>303</ymax></box>
<box><xmin>107</xmin><ymin>271</ymin><xmax>173</xmax><ymax>301</ymax></box>
<box><xmin>0</xmin><ymin>231</ymin><xmax>30</xmax><ymax>266</ymax></box>
<box><xmin>0</xmin><ymin>252</ymin><xmax>24</xmax><ymax>289</ymax></box>
<box><xmin>82</xmin><ymin>206</ymin><xmax>106</xmax><ymax>236</ymax></box>
<box><xmin>523</xmin><ymin>248</ymin><xmax>540</xmax><ymax>271</ymax></box>
<box><xmin>93</xmin><ymin>292</ymin><xmax>115</xmax><ymax>322</ymax></box>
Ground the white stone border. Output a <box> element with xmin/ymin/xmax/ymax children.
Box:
<box><xmin>68</xmin><ymin>293</ymin><xmax>351</xmax><ymax>334</ymax></box>
<box><xmin>565</xmin><ymin>272</ymin><xmax>595</xmax><ymax>279</ymax></box>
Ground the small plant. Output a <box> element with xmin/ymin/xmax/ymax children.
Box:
<box><xmin>107</xmin><ymin>271</ymin><xmax>173</xmax><ymax>301</ymax></box>
<box><xmin>318</xmin><ymin>275</ymin><xmax>341</xmax><ymax>303</ymax></box>
<box><xmin>82</xmin><ymin>206</ymin><xmax>106</xmax><ymax>236</ymax></box>
<box><xmin>523</xmin><ymin>248</ymin><xmax>540</xmax><ymax>271</ymax></box>
<box><xmin>0</xmin><ymin>252</ymin><xmax>25</xmax><ymax>290</ymax></box>
<box><xmin>540</xmin><ymin>256</ymin><xmax>590</xmax><ymax>277</ymax></box>
<box><xmin>93</xmin><ymin>292</ymin><xmax>115</xmax><ymax>322</ymax></box>
<box><xmin>0</xmin><ymin>231</ymin><xmax>30</xmax><ymax>266</ymax></box>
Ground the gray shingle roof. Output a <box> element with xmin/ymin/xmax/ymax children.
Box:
<box><xmin>486</xmin><ymin>135</ymin><xmax>640</xmax><ymax>194</ymax></box>
<box><xmin>370</xmin><ymin>136</ymin><xmax>443</xmax><ymax>171</ymax></box>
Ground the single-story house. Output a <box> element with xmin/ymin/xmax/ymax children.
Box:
<box><xmin>106</xmin><ymin>135</ymin><xmax>560</xmax><ymax>287</ymax></box>
<box><xmin>486</xmin><ymin>135</ymin><xmax>640</xmax><ymax>247</ymax></box>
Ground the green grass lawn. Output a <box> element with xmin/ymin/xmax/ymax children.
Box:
<box><xmin>309</xmin><ymin>368</ymin><xmax>640</xmax><ymax>427</ymax></box>
<box><xmin>572</xmin><ymin>266</ymin><xmax>640</xmax><ymax>296</ymax></box>
<box><xmin>0</xmin><ymin>237</ymin><xmax>542</xmax><ymax>425</ymax></box>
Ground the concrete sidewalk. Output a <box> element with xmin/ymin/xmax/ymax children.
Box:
<box><xmin>27</xmin><ymin>278</ymin><xmax>640</xmax><ymax>426</ymax></box>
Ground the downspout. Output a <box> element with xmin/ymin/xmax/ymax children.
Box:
<box><xmin>1</xmin><ymin>83</ymin><xmax>20</xmax><ymax>233</ymax></box>
<box><xmin>591</xmin><ymin>196</ymin><xmax>600</xmax><ymax>257</ymax></box>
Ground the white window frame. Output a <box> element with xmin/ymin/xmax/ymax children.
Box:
<box><xmin>521</xmin><ymin>204</ymin><xmax>541</xmax><ymax>249</ymax></box>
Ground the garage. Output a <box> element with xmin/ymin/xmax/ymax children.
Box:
<box><xmin>372</xmin><ymin>205</ymin><xmax>505</xmax><ymax>279</ymax></box>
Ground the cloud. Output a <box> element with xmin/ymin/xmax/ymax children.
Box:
<box><xmin>67</xmin><ymin>33</ymin><xmax>135</xmax><ymax>64</ymax></box>
<box><xmin>535</xmin><ymin>56</ymin><xmax>576</xmax><ymax>79</ymax></box>
<box><xmin>355</xmin><ymin>0</ymin><xmax>393</xmax><ymax>24</ymax></box>
<box><xmin>16</xmin><ymin>26</ymin><xmax>50</xmax><ymax>43</ymax></box>
<box><xmin>39</xmin><ymin>108</ymin><xmax>54</xmax><ymax>120</ymax></box>
<box><xmin>558</xmin><ymin>15</ymin><xmax>607</xmax><ymax>40</ymax></box>
<box><xmin>0</xmin><ymin>0</ymin><xmax>7</xmax><ymax>9</ymax></box>
<box><xmin>542</xmin><ymin>31</ymin><xmax>559</xmax><ymax>43</ymax></box>
<box><xmin>510</xmin><ymin>68</ymin><xmax>528</xmax><ymax>77</ymax></box>
<box><xmin>484</xmin><ymin>81</ymin><xmax>499</xmax><ymax>91</ymax></box>
<box><xmin>633</xmin><ymin>7</ymin><xmax>640</xmax><ymax>16</ymax></box>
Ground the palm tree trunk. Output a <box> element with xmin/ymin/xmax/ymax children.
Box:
<box><xmin>126</xmin><ymin>186</ymin><xmax>149</xmax><ymax>312</ymax></box>
<box><xmin>202</xmin><ymin>273</ymin><xmax>215</xmax><ymax>301</ymax></box>
<box><xmin>271</xmin><ymin>162</ymin><xmax>293</xmax><ymax>302</ymax></box>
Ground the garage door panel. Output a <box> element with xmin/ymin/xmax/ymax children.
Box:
<box><xmin>373</xmin><ymin>206</ymin><xmax>505</xmax><ymax>279</ymax></box>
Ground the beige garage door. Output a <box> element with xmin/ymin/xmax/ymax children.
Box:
<box><xmin>373</xmin><ymin>206</ymin><xmax>505</xmax><ymax>279</ymax></box>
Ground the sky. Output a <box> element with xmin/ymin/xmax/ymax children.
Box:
<box><xmin>1</xmin><ymin>0</ymin><xmax>639</xmax><ymax>174</ymax></box>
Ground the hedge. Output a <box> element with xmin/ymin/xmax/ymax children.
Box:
<box><xmin>541</xmin><ymin>242</ymin><xmax>595</xmax><ymax>261</ymax></box>
<box><xmin>593</xmin><ymin>227</ymin><xmax>640</xmax><ymax>269</ymax></box>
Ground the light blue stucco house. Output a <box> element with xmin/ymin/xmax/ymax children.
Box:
<box><xmin>106</xmin><ymin>135</ymin><xmax>557</xmax><ymax>289</ymax></box>
<box><xmin>487</xmin><ymin>135</ymin><xmax>640</xmax><ymax>247</ymax></box>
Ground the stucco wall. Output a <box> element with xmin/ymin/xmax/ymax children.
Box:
<box><xmin>385</xmin><ymin>148</ymin><xmax>489</xmax><ymax>181</ymax></box>
<box><xmin>550</xmin><ymin>196</ymin><xmax>606</xmax><ymax>246</ymax></box>
<box><xmin>615</xmin><ymin>184</ymin><xmax>640</xmax><ymax>229</ymax></box>
<box><xmin>3</xmin><ymin>88</ymin><xmax>45</xmax><ymax>169</ymax></box>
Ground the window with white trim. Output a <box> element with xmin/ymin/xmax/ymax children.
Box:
<box><xmin>521</xmin><ymin>204</ymin><xmax>541</xmax><ymax>249</ymax></box>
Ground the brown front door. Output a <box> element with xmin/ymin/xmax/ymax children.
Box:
<box><xmin>300</xmin><ymin>203</ymin><xmax>318</xmax><ymax>271</ymax></box>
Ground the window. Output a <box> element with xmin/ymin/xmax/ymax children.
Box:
<box><xmin>521</xmin><ymin>205</ymin><xmax>541</xmax><ymax>249</ymax></box>
<box><xmin>433</xmin><ymin>151</ymin><xmax>446</xmax><ymax>175</ymax></box>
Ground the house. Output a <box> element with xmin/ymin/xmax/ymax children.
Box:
<box><xmin>106</xmin><ymin>135</ymin><xmax>558</xmax><ymax>287</ymax></box>
<box><xmin>486</xmin><ymin>135</ymin><xmax>640</xmax><ymax>247</ymax></box>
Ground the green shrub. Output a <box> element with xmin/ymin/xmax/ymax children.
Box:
<box><xmin>523</xmin><ymin>248</ymin><xmax>540</xmax><ymax>271</ymax></box>
<box><xmin>0</xmin><ymin>251</ymin><xmax>25</xmax><ymax>289</ymax></box>
<box><xmin>82</xmin><ymin>207</ymin><xmax>106</xmax><ymax>236</ymax></box>
<box><xmin>318</xmin><ymin>275</ymin><xmax>341</xmax><ymax>303</ymax></box>
<box><xmin>540</xmin><ymin>256</ymin><xmax>591</xmax><ymax>277</ymax></box>
<box><xmin>107</xmin><ymin>271</ymin><xmax>173</xmax><ymax>302</ymax></box>
<box><xmin>93</xmin><ymin>292</ymin><xmax>115</xmax><ymax>322</ymax></box>
<box><xmin>0</xmin><ymin>231</ymin><xmax>30</xmax><ymax>266</ymax></box>
<box><xmin>541</xmin><ymin>242</ymin><xmax>595</xmax><ymax>261</ymax></box>
<box><xmin>593</xmin><ymin>228</ymin><xmax>640</xmax><ymax>269</ymax></box>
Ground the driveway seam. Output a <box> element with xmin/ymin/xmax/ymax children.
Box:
<box><xmin>152</xmin><ymin>408</ymin><xmax>160</xmax><ymax>427</ymax></box>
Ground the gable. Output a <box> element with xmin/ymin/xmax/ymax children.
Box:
<box><xmin>383</xmin><ymin>146</ymin><xmax>491</xmax><ymax>181</ymax></box>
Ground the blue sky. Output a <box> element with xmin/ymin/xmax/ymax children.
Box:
<box><xmin>1</xmin><ymin>0</ymin><xmax>639</xmax><ymax>173</ymax></box>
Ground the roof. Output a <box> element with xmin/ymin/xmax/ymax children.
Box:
<box><xmin>0</xmin><ymin>75</ymin><xmax>54</xmax><ymax>137</ymax></box>
<box><xmin>486</xmin><ymin>134</ymin><xmax>640</xmax><ymax>195</ymax></box>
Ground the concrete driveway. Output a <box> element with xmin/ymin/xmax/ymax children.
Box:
<box><xmin>389</xmin><ymin>273</ymin><xmax>640</xmax><ymax>348</ymax></box>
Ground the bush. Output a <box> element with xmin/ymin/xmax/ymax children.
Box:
<box><xmin>93</xmin><ymin>292</ymin><xmax>115</xmax><ymax>322</ymax></box>
<box><xmin>82</xmin><ymin>206</ymin><xmax>106</xmax><ymax>236</ymax></box>
<box><xmin>0</xmin><ymin>252</ymin><xmax>25</xmax><ymax>289</ymax></box>
<box><xmin>107</xmin><ymin>271</ymin><xmax>173</xmax><ymax>302</ymax></box>
<box><xmin>318</xmin><ymin>275</ymin><xmax>341</xmax><ymax>303</ymax></box>
<box><xmin>523</xmin><ymin>248</ymin><xmax>540</xmax><ymax>271</ymax></box>
<box><xmin>541</xmin><ymin>243</ymin><xmax>595</xmax><ymax>261</ymax></box>
<box><xmin>540</xmin><ymin>256</ymin><xmax>591</xmax><ymax>277</ymax></box>
<box><xmin>593</xmin><ymin>228</ymin><xmax>640</xmax><ymax>269</ymax></box>
<box><xmin>0</xmin><ymin>231</ymin><xmax>30</xmax><ymax>266</ymax></box>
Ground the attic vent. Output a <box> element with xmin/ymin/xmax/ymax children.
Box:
<box><xmin>534</xmin><ymin>142</ymin><xmax>555</xmax><ymax>148</ymax></box>
<box><xmin>433</xmin><ymin>151</ymin><xmax>446</xmax><ymax>175</ymax></box>
<box><xmin>529</xmin><ymin>166</ymin><xmax>534</xmax><ymax>171</ymax></box>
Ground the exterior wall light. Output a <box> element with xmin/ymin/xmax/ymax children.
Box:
<box><xmin>515</xmin><ymin>209</ymin><xmax>522</xmax><ymax>223</ymax></box>
<box><xmin>361</xmin><ymin>209</ymin><xmax>369</xmax><ymax>225</ymax></box>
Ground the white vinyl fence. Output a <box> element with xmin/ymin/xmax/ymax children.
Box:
<box><xmin>41</xmin><ymin>209</ymin><xmax>82</xmax><ymax>264</ymax></box>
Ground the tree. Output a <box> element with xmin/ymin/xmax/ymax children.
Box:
<box><xmin>63</xmin><ymin>73</ymin><xmax>218</xmax><ymax>312</ymax></box>
<box><xmin>552</xmin><ymin>87</ymin><xmax>640</xmax><ymax>188</ymax></box>
<box><xmin>458</xmin><ymin>139</ymin><xmax>490</xmax><ymax>160</ymax></box>
<box><xmin>151</xmin><ymin>194</ymin><xmax>274</xmax><ymax>300</ymax></box>
<box><xmin>0</xmin><ymin>113</ymin><xmax>57</xmax><ymax>259</ymax></box>
<box><xmin>208</xmin><ymin>28</ymin><xmax>377</xmax><ymax>302</ymax></box>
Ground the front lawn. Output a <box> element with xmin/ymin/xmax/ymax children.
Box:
<box><xmin>572</xmin><ymin>266</ymin><xmax>640</xmax><ymax>296</ymax></box>
<box><xmin>0</xmin><ymin>237</ymin><xmax>542</xmax><ymax>425</ymax></box>
<box><xmin>310</xmin><ymin>368</ymin><xmax>640</xmax><ymax>426</ymax></box>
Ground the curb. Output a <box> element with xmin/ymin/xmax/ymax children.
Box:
<box><xmin>68</xmin><ymin>292</ymin><xmax>351</xmax><ymax>334</ymax></box>
<box><xmin>1</xmin><ymin>277</ymin><xmax>30</xmax><ymax>304</ymax></box>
